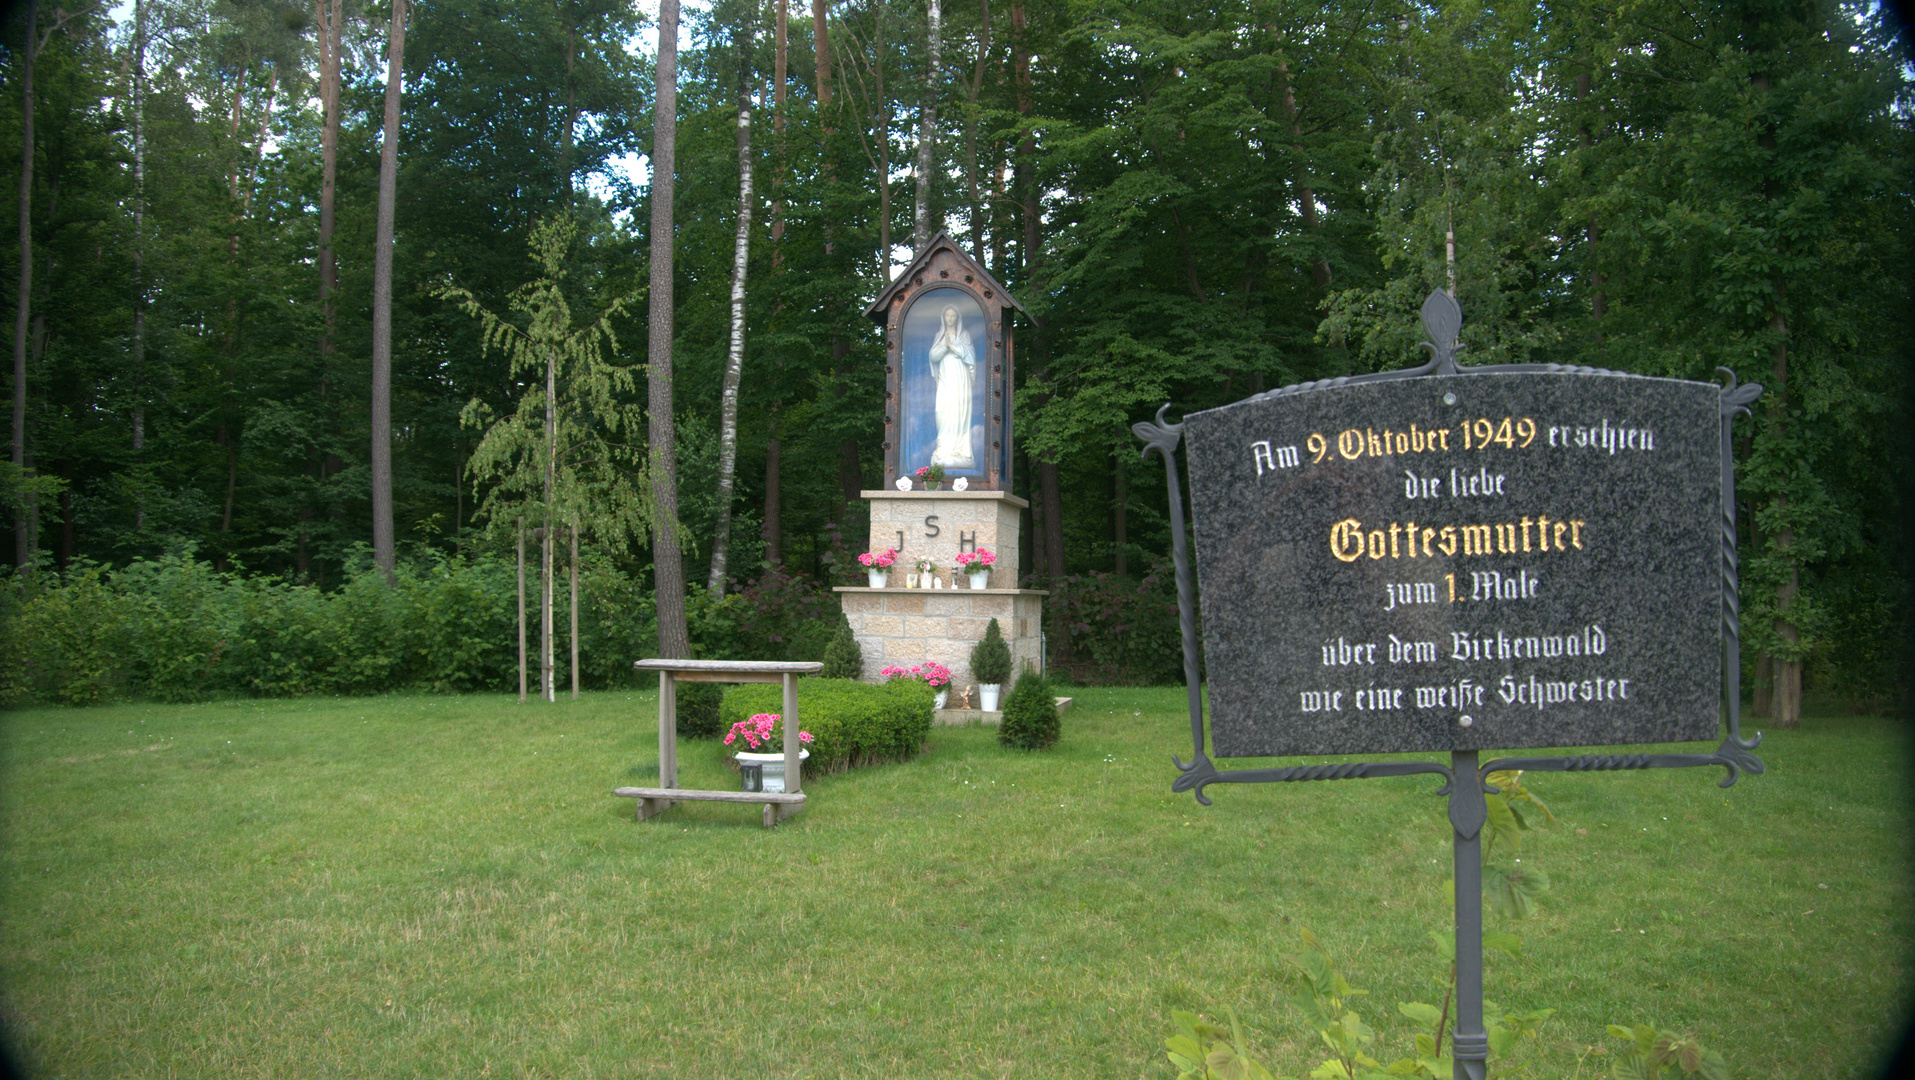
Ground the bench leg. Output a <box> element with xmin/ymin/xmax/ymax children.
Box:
<box><xmin>772</xmin><ymin>800</ymin><xmax>805</xmax><ymax>825</ymax></box>
<box><xmin>762</xmin><ymin>802</ymin><xmax>776</xmax><ymax>828</ymax></box>
<box><xmin>636</xmin><ymin>797</ymin><xmax>673</xmax><ymax>822</ymax></box>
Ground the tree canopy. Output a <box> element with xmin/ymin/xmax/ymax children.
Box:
<box><xmin>3</xmin><ymin>0</ymin><xmax>1908</xmax><ymax>715</ymax></box>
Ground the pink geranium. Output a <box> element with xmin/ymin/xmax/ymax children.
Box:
<box><xmin>723</xmin><ymin>712</ymin><xmax>814</xmax><ymax>753</ymax></box>
<box><xmin>954</xmin><ymin>548</ymin><xmax>997</xmax><ymax>570</ymax></box>
<box><xmin>858</xmin><ymin>547</ymin><xmax>898</xmax><ymax>568</ymax></box>
<box><xmin>880</xmin><ymin>662</ymin><xmax>952</xmax><ymax>689</ymax></box>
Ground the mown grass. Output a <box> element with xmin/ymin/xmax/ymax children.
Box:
<box><xmin>0</xmin><ymin>686</ymin><xmax>1908</xmax><ymax>1079</ymax></box>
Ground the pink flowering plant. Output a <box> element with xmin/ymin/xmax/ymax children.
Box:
<box><xmin>858</xmin><ymin>547</ymin><xmax>898</xmax><ymax>569</ymax></box>
<box><xmin>723</xmin><ymin>712</ymin><xmax>814</xmax><ymax>754</ymax></box>
<box><xmin>915</xmin><ymin>463</ymin><xmax>946</xmax><ymax>483</ymax></box>
<box><xmin>954</xmin><ymin>548</ymin><xmax>997</xmax><ymax>571</ymax></box>
<box><xmin>880</xmin><ymin>661</ymin><xmax>952</xmax><ymax>689</ymax></box>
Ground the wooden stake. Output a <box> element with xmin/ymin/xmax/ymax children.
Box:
<box><xmin>517</xmin><ymin>516</ymin><xmax>526</xmax><ymax>703</ymax></box>
<box><xmin>570</xmin><ymin>524</ymin><xmax>580</xmax><ymax>701</ymax></box>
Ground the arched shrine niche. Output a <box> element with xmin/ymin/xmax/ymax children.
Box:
<box><xmin>900</xmin><ymin>287</ymin><xmax>987</xmax><ymax>479</ymax></box>
<box><xmin>866</xmin><ymin>232</ymin><xmax>1026</xmax><ymax>491</ymax></box>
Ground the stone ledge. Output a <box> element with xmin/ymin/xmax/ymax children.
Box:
<box><xmin>834</xmin><ymin>586</ymin><xmax>1048</xmax><ymax>596</ymax></box>
<box><xmin>862</xmin><ymin>489</ymin><xmax>1030</xmax><ymax>508</ymax></box>
<box><xmin>934</xmin><ymin>697</ymin><xmax>1071</xmax><ymax>726</ymax></box>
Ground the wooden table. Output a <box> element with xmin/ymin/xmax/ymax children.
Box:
<box><xmin>614</xmin><ymin>659</ymin><xmax>824</xmax><ymax>827</ymax></box>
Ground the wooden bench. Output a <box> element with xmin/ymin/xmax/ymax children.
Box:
<box><xmin>617</xmin><ymin>659</ymin><xmax>824</xmax><ymax>827</ymax></box>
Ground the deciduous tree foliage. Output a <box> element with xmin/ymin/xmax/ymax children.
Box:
<box><xmin>1</xmin><ymin>0</ymin><xmax>1904</xmax><ymax>705</ymax></box>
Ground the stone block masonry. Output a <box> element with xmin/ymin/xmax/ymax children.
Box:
<box><xmin>833</xmin><ymin>585</ymin><xmax>1044</xmax><ymax>691</ymax></box>
<box><xmin>841</xmin><ymin>488</ymin><xmax>1046</xmax><ymax>693</ymax></box>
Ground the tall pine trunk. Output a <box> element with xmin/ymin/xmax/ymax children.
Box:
<box><xmin>370</xmin><ymin>0</ymin><xmax>408</xmax><ymax>586</ymax></box>
<box><xmin>132</xmin><ymin>0</ymin><xmax>147</xmax><ymax>485</ymax></box>
<box><xmin>1747</xmin><ymin>26</ymin><xmax>1801</xmax><ymax>728</ymax></box>
<box><xmin>964</xmin><ymin>0</ymin><xmax>990</xmax><ymax>256</ymax></box>
<box><xmin>708</xmin><ymin>35</ymin><xmax>754</xmax><ymax>593</ymax></box>
<box><xmin>812</xmin><ymin>0</ymin><xmax>862</xmax><ymax>512</ymax></box>
<box><xmin>648</xmin><ymin>0</ymin><xmax>691</xmax><ymax>658</ymax></box>
<box><xmin>13</xmin><ymin>0</ymin><xmax>39</xmax><ymax>571</ymax></box>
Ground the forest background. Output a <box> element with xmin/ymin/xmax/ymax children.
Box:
<box><xmin>1</xmin><ymin>0</ymin><xmax>1908</xmax><ymax>724</ymax></box>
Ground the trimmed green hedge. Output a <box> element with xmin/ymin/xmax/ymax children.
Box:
<box><xmin>717</xmin><ymin>678</ymin><xmax>933</xmax><ymax>772</ymax></box>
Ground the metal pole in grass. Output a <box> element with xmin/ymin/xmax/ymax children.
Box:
<box><xmin>1137</xmin><ymin>290</ymin><xmax>1767</xmax><ymax>1080</ymax></box>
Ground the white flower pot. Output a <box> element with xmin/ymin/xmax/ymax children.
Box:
<box><xmin>979</xmin><ymin>683</ymin><xmax>1002</xmax><ymax>711</ymax></box>
<box><xmin>919</xmin><ymin>573</ymin><xmax>934</xmax><ymax>589</ymax></box>
<box><xmin>735</xmin><ymin>749</ymin><xmax>809</xmax><ymax>794</ymax></box>
<box><xmin>968</xmin><ymin>570</ymin><xmax>989</xmax><ymax>590</ymax></box>
<box><xmin>905</xmin><ymin>573</ymin><xmax>919</xmax><ymax>588</ymax></box>
<box><xmin>867</xmin><ymin>568</ymin><xmax>888</xmax><ymax>588</ymax></box>
<box><xmin>933</xmin><ymin>689</ymin><xmax>949</xmax><ymax>710</ymax></box>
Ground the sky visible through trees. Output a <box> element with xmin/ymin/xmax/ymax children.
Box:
<box><xmin>2</xmin><ymin>0</ymin><xmax>1910</xmax><ymax>720</ymax></box>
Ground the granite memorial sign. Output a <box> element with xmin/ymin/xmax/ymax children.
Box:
<box><xmin>1184</xmin><ymin>371</ymin><xmax>1719</xmax><ymax>758</ymax></box>
<box><xmin>1138</xmin><ymin>289</ymin><xmax>1765</xmax><ymax>1080</ymax></box>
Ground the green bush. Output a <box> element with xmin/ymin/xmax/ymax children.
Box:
<box><xmin>819</xmin><ymin>618</ymin><xmax>864</xmax><ymax>680</ymax></box>
<box><xmin>675</xmin><ymin>682</ymin><xmax>725</xmax><ymax>739</ymax></box>
<box><xmin>0</xmin><ymin>548</ymin><xmax>669</xmax><ymax>704</ymax></box>
<box><xmin>1044</xmin><ymin>558</ymin><xmax>1187</xmax><ymax>686</ymax></box>
<box><xmin>718</xmin><ymin>678</ymin><xmax>933</xmax><ymax>772</ymax></box>
<box><xmin>0</xmin><ymin>561</ymin><xmax>133</xmax><ymax>704</ymax></box>
<box><xmin>969</xmin><ymin>618</ymin><xmax>1013</xmax><ymax>685</ymax></box>
<box><xmin>998</xmin><ymin>666</ymin><xmax>1060</xmax><ymax>750</ymax></box>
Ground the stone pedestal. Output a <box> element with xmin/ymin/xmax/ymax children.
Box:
<box><xmin>837</xmin><ymin>489</ymin><xmax>1044</xmax><ymax>690</ymax></box>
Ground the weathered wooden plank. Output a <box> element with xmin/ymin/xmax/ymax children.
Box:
<box><xmin>666</xmin><ymin>670</ymin><xmax>785</xmax><ymax>689</ymax></box>
<box><xmin>633</xmin><ymin>659</ymin><xmax>824</xmax><ymax>674</ymax></box>
<box><xmin>612</xmin><ymin>787</ymin><xmax>807</xmax><ymax>805</ymax></box>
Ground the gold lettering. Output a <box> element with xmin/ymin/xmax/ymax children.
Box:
<box><xmin>1389</xmin><ymin>522</ymin><xmax>1402</xmax><ymax>559</ymax></box>
<box><xmin>1520</xmin><ymin>515</ymin><xmax>1534</xmax><ymax>553</ymax></box>
<box><xmin>1438</xmin><ymin>526</ymin><xmax>1458</xmax><ymax>557</ymax></box>
<box><xmin>1536</xmin><ymin>514</ymin><xmax>1552</xmax><ymax>551</ymax></box>
<box><xmin>1460</xmin><ymin>524</ymin><xmax>1492</xmax><ymax>556</ymax></box>
<box><xmin>1554</xmin><ymin>521</ymin><xmax>1568</xmax><ymax>550</ymax></box>
<box><xmin>1495</xmin><ymin>523</ymin><xmax>1518</xmax><ymax>554</ymax></box>
<box><xmin>1368</xmin><ymin>530</ymin><xmax>1387</xmax><ymax>559</ymax></box>
<box><xmin>1571</xmin><ymin>520</ymin><xmax>1585</xmax><ymax>549</ymax></box>
<box><xmin>1337</xmin><ymin>430</ymin><xmax>1363</xmax><ymax>461</ymax></box>
<box><xmin>1331</xmin><ymin>518</ymin><xmax>1366</xmax><ymax>562</ymax></box>
<box><xmin>1422</xmin><ymin>527</ymin><xmax>1436</xmax><ymax>557</ymax></box>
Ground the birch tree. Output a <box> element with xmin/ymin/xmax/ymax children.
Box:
<box><xmin>913</xmin><ymin>0</ymin><xmax>940</xmax><ymax>249</ymax></box>
<box><xmin>707</xmin><ymin>17</ymin><xmax>756</xmax><ymax>592</ymax></box>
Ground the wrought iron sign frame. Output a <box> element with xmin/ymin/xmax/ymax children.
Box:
<box><xmin>1135</xmin><ymin>289</ymin><xmax>1765</xmax><ymax>1080</ymax></box>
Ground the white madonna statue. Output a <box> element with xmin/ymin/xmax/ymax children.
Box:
<box><xmin>927</xmin><ymin>305</ymin><xmax>977</xmax><ymax>469</ymax></box>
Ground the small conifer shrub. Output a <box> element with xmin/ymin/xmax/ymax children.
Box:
<box><xmin>820</xmin><ymin>619</ymin><xmax>865</xmax><ymax>680</ymax></box>
<box><xmin>969</xmin><ymin>618</ymin><xmax>1013</xmax><ymax>686</ymax></box>
<box><xmin>997</xmin><ymin>665</ymin><xmax>1059</xmax><ymax>750</ymax></box>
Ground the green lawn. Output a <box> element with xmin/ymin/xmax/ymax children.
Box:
<box><xmin>1</xmin><ymin>687</ymin><xmax>1908</xmax><ymax>1078</ymax></box>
